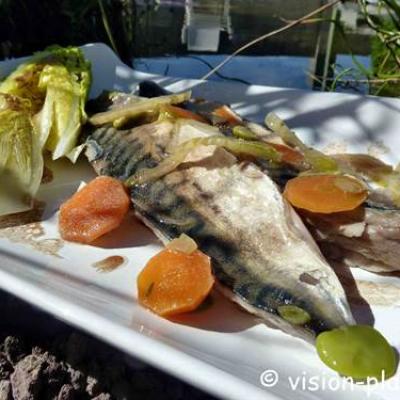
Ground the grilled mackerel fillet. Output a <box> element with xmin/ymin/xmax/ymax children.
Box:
<box><xmin>85</xmin><ymin>94</ymin><xmax>354</xmax><ymax>339</ymax></box>
<box><xmin>138</xmin><ymin>81</ymin><xmax>400</xmax><ymax>275</ymax></box>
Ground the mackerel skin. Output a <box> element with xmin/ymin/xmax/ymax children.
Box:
<box><xmin>85</xmin><ymin>119</ymin><xmax>354</xmax><ymax>339</ymax></box>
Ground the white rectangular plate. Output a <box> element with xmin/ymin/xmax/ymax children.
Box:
<box><xmin>1</xmin><ymin>43</ymin><xmax>400</xmax><ymax>400</ymax></box>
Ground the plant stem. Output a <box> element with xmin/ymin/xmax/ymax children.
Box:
<box><xmin>200</xmin><ymin>0</ymin><xmax>342</xmax><ymax>81</ymax></box>
<box><xmin>97</xmin><ymin>0</ymin><xmax>119</xmax><ymax>56</ymax></box>
<box><xmin>309</xmin><ymin>73</ymin><xmax>400</xmax><ymax>84</ymax></box>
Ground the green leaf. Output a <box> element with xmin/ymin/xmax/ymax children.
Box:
<box><xmin>0</xmin><ymin>61</ymin><xmax>46</xmax><ymax>114</ymax></box>
<box><xmin>0</xmin><ymin>94</ymin><xmax>43</xmax><ymax>215</ymax></box>
<box><xmin>33</xmin><ymin>47</ymin><xmax>91</xmax><ymax>161</ymax></box>
<box><xmin>0</xmin><ymin>46</ymin><xmax>91</xmax><ymax>215</ymax></box>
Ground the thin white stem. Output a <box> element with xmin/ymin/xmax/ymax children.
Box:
<box><xmin>200</xmin><ymin>0</ymin><xmax>342</xmax><ymax>81</ymax></box>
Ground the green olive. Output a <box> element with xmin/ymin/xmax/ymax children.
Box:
<box><xmin>277</xmin><ymin>305</ymin><xmax>311</xmax><ymax>325</ymax></box>
<box><xmin>316</xmin><ymin>325</ymin><xmax>397</xmax><ymax>381</ymax></box>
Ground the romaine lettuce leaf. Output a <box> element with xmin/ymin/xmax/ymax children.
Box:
<box><xmin>0</xmin><ymin>94</ymin><xmax>43</xmax><ymax>215</ymax></box>
<box><xmin>35</xmin><ymin>62</ymin><xmax>88</xmax><ymax>160</ymax></box>
<box><xmin>1</xmin><ymin>46</ymin><xmax>91</xmax><ymax>161</ymax></box>
<box><xmin>0</xmin><ymin>62</ymin><xmax>45</xmax><ymax>115</ymax></box>
<box><xmin>33</xmin><ymin>47</ymin><xmax>91</xmax><ymax>160</ymax></box>
<box><xmin>0</xmin><ymin>46</ymin><xmax>91</xmax><ymax>216</ymax></box>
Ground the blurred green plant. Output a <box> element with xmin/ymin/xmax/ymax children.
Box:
<box><xmin>1</xmin><ymin>0</ymin><xmax>400</xmax><ymax>97</ymax></box>
<box><xmin>320</xmin><ymin>0</ymin><xmax>400</xmax><ymax>96</ymax></box>
<box><xmin>0</xmin><ymin>0</ymin><xmax>136</xmax><ymax>66</ymax></box>
<box><xmin>363</xmin><ymin>0</ymin><xmax>400</xmax><ymax>96</ymax></box>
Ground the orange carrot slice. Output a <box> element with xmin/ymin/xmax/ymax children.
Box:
<box><xmin>163</xmin><ymin>105</ymin><xmax>208</xmax><ymax>123</ymax></box>
<box><xmin>213</xmin><ymin>105</ymin><xmax>242</xmax><ymax>126</ymax></box>
<box><xmin>59</xmin><ymin>176</ymin><xmax>130</xmax><ymax>244</ymax></box>
<box><xmin>137</xmin><ymin>248</ymin><xmax>214</xmax><ymax>317</ymax></box>
<box><xmin>284</xmin><ymin>174</ymin><xmax>368</xmax><ymax>214</ymax></box>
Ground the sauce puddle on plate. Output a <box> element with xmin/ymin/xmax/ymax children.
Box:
<box><xmin>92</xmin><ymin>255</ymin><xmax>126</xmax><ymax>273</ymax></box>
<box><xmin>0</xmin><ymin>200</ymin><xmax>63</xmax><ymax>257</ymax></box>
<box><xmin>41</xmin><ymin>165</ymin><xmax>54</xmax><ymax>184</ymax></box>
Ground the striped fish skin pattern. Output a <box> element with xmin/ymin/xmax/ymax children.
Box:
<box><xmin>85</xmin><ymin>96</ymin><xmax>354</xmax><ymax>340</ymax></box>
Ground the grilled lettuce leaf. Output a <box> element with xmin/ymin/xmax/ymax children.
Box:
<box><xmin>34</xmin><ymin>47</ymin><xmax>91</xmax><ymax>160</ymax></box>
<box><xmin>0</xmin><ymin>46</ymin><xmax>91</xmax><ymax>216</ymax></box>
<box><xmin>0</xmin><ymin>94</ymin><xmax>43</xmax><ymax>215</ymax></box>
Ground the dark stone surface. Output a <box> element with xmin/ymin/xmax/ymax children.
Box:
<box><xmin>91</xmin><ymin>395</ymin><xmax>111</xmax><ymax>400</ymax></box>
<box><xmin>0</xmin><ymin>289</ymin><xmax>217</xmax><ymax>400</ymax></box>
<box><xmin>0</xmin><ymin>380</ymin><xmax>12</xmax><ymax>400</ymax></box>
<box><xmin>0</xmin><ymin>355</ymin><xmax>12</xmax><ymax>381</ymax></box>
<box><xmin>10</xmin><ymin>355</ymin><xmax>45</xmax><ymax>400</ymax></box>
<box><xmin>3</xmin><ymin>338</ymin><xmax>26</xmax><ymax>366</ymax></box>
<box><xmin>57</xmin><ymin>384</ymin><xmax>75</xmax><ymax>400</ymax></box>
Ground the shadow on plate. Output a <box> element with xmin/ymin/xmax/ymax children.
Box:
<box><xmin>170</xmin><ymin>289</ymin><xmax>258</xmax><ymax>333</ymax></box>
<box><xmin>0</xmin><ymin>200</ymin><xmax>46</xmax><ymax>229</ymax></box>
<box><xmin>377</xmin><ymin>270</ymin><xmax>400</xmax><ymax>279</ymax></box>
<box><xmin>93</xmin><ymin>212</ymin><xmax>161</xmax><ymax>249</ymax></box>
<box><xmin>330</xmin><ymin>260</ymin><xmax>375</xmax><ymax>326</ymax></box>
<box><xmin>152</xmin><ymin>75</ymin><xmax>400</xmax><ymax>157</ymax></box>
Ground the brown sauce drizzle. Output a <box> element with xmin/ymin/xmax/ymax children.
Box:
<box><xmin>0</xmin><ymin>200</ymin><xmax>63</xmax><ymax>257</ymax></box>
<box><xmin>0</xmin><ymin>200</ymin><xmax>45</xmax><ymax>229</ymax></box>
<box><xmin>41</xmin><ymin>166</ymin><xmax>54</xmax><ymax>184</ymax></box>
<box><xmin>92</xmin><ymin>255</ymin><xmax>125</xmax><ymax>273</ymax></box>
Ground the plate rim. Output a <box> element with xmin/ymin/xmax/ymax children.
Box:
<box><xmin>0</xmin><ymin>43</ymin><xmax>282</xmax><ymax>400</ymax></box>
<box><xmin>0</xmin><ymin>247</ymin><xmax>278</xmax><ymax>400</ymax></box>
<box><xmin>1</xmin><ymin>42</ymin><xmax>397</xmax><ymax>400</ymax></box>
